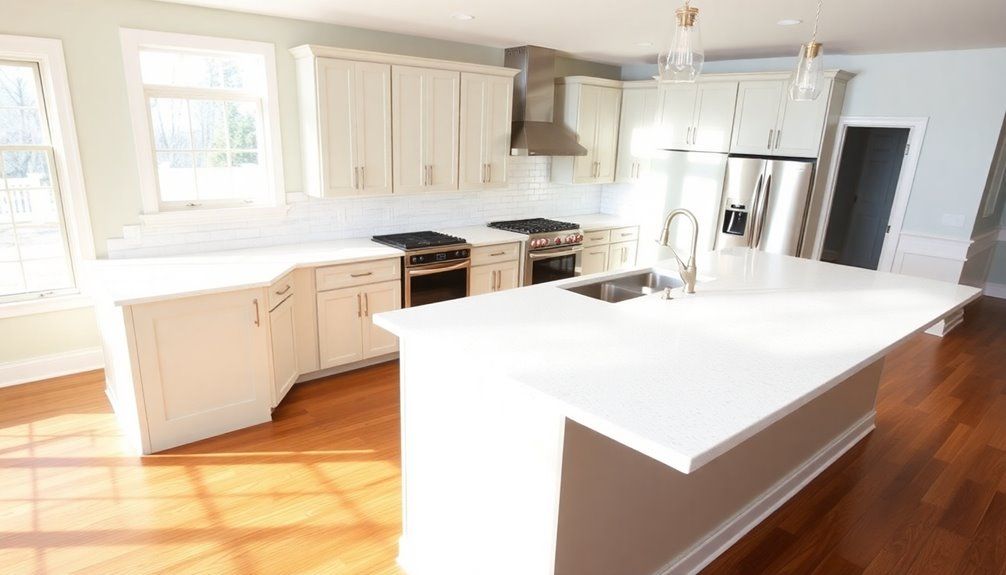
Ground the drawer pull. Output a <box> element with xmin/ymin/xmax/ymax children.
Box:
<box><xmin>620</xmin><ymin>233</ymin><xmax>633</xmax><ymax>237</ymax></box>
<box><xmin>350</xmin><ymin>272</ymin><xmax>373</xmax><ymax>278</ymax></box>
<box><xmin>590</xmin><ymin>236</ymin><xmax>605</xmax><ymax>241</ymax></box>
<box><xmin>275</xmin><ymin>284</ymin><xmax>291</xmax><ymax>295</ymax></box>
<box><xmin>490</xmin><ymin>251</ymin><xmax>506</xmax><ymax>257</ymax></box>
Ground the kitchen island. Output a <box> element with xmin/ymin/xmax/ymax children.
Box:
<box><xmin>374</xmin><ymin>248</ymin><xmax>981</xmax><ymax>575</ymax></box>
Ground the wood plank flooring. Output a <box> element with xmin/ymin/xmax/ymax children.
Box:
<box><xmin>1</xmin><ymin>296</ymin><xmax>1004</xmax><ymax>574</ymax></box>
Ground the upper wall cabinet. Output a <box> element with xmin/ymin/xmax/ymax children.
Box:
<box><xmin>553</xmin><ymin>77</ymin><xmax>623</xmax><ymax>185</ymax></box>
<box><xmin>296</xmin><ymin>57</ymin><xmax>392</xmax><ymax>197</ymax></box>
<box><xmin>615</xmin><ymin>84</ymin><xmax>659</xmax><ymax>183</ymax></box>
<box><xmin>655</xmin><ymin>81</ymin><xmax>738</xmax><ymax>153</ymax></box>
<box><xmin>393</xmin><ymin>66</ymin><xmax>461</xmax><ymax>193</ymax></box>
<box><xmin>460</xmin><ymin>73</ymin><xmax>514</xmax><ymax>190</ymax></box>
<box><xmin>730</xmin><ymin>75</ymin><xmax>843</xmax><ymax>158</ymax></box>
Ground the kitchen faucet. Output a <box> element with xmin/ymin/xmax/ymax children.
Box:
<box><xmin>658</xmin><ymin>209</ymin><xmax>698</xmax><ymax>294</ymax></box>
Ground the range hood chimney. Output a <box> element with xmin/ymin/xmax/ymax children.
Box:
<box><xmin>505</xmin><ymin>46</ymin><xmax>588</xmax><ymax>157</ymax></box>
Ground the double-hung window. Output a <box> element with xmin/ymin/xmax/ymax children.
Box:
<box><xmin>121</xmin><ymin>30</ymin><xmax>284</xmax><ymax>214</ymax></box>
<box><xmin>0</xmin><ymin>60</ymin><xmax>75</xmax><ymax>302</ymax></box>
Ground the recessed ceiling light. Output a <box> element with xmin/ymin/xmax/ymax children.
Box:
<box><xmin>451</xmin><ymin>13</ymin><xmax>475</xmax><ymax>21</ymax></box>
<box><xmin>777</xmin><ymin>18</ymin><xmax>802</xmax><ymax>26</ymax></box>
<box><xmin>636</xmin><ymin>41</ymin><xmax>654</xmax><ymax>47</ymax></box>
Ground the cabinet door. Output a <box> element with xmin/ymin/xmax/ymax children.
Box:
<box><xmin>615</xmin><ymin>88</ymin><xmax>658</xmax><ymax>183</ymax></box>
<box><xmin>655</xmin><ymin>84</ymin><xmax>697</xmax><ymax>151</ymax></box>
<box><xmin>318</xmin><ymin>59</ymin><xmax>357</xmax><ymax>196</ymax></box>
<box><xmin>730</xmin><ymin>80</ymin><xmax>784</xmax><ymax>155</ymax></box>
<box><xmin>425</xmin><ymin>69</ymin><xmax>460</xmax><ymax>192</ymax></box>
<box><xmin>774</xmin><ymin>80</ymin><xmax>832</xmax><ymax>158</ymax></box>
<box><xmin>593</xmin><ymin>86</ymin><xmax>622</xmax><ymax>183</ymax></box>
<box><xmin>362</xmin><ymin>280</ymin><xmax>401</xmax><ymax>358</ymax></box>
<box><xmin>606</xmin><ymin>241</ymin><xmax>638</xmax><ymax>271</ymax></box>
<box><xmin>392</xmin><ymin>66</ymin><xmax>429</xmax><ymax>193</ymax></box>
<box><xmin>269</xmin><ymin>295</ymin><xmax>298</xmax><ymax>408</ymax></box>
<box><xmin>469</xmin><ymin>264</ymin><xmax>496</xmax><ymax>296</ymax></box>
<box><xmin>484</xmin><ymin>75</ymin><xmax>513</xmax><ymax>188</ymax></box>
<box><xmin>692</xmin><ymin>82</ymin><xmax>738</xmax><ymax>153</ymax></box>
<box><xmin>580</xmin><ymin>246</ymin><xmax>609</xmax><ymax>276</ymax></box>
<box><xmin>130</xmin><ymin>288</ymin><xmax>272</xmax><ymax>452</ymax></box>
<box><xmin>317</xmin><ymin>286</ymin><xmax>364</xmax><ymax>369</ymax></box>
<box><xmin>572</xmin><ymin>85</ymin><xmax>601</xmax><ymax>183</ymax></box>
<box><xmin>459</xmin><ymin>73</ymin><xmax>488</xmax><ymax>190</ymax></box>
<box><xmin>354</xmin><ymin>62</ymin><xmax>392</xmax><ymax>194</ymax></box>
<box><xmin>495</xmin><ymin>260</ymin><xmax>520</xmax><ymax>291</ymax></box>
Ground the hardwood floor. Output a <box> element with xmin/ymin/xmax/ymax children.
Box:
<box><xmin>1</xmin><ymin>297</ymin><xmax>1005</xmax><ymax>574</ymax></box>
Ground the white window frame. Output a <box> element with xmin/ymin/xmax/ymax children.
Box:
<box><xmin>0</xmin><ymin>35</ymin><xmax>94</xmax><ymax>318</ymax></box>
<box><xmin>120</xmin><ymin>29</ymin><xmax>286</xmax><ymax>221</ymax></box>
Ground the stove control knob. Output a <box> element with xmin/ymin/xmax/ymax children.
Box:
<box><xmin>576</xmin><ymin>234</ymin><xmax>583</xmax><ymax>242</ymax></box>
<box><xmin>554</xmin><ymin>237</ymin><xmax>562</xmax><ymax>245</ymax></box>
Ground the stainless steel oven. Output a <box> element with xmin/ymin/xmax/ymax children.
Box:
<box><xmin>403</xmin><ymin>246</ymin><xmax>471</xmax><ymax>307</ymax></box>
<box><xmin>525</xmin><ymin>244</ymin><xmax>582</xmax><ymax>285</ymax></box>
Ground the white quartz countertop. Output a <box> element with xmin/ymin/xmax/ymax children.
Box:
<box><xmin>86</xmin><ymin>238</ymin><xmax>403</xmax><ymax>306</ymax></box>
<box><xmin>436</xmin><ymin>225</ymin><xmax>527</xmax><ymax>247</ymax></box>
<box><xmin>374</xmin><ymin>248</ymin><xmax>981</xmax><ymax>474</ymax></box>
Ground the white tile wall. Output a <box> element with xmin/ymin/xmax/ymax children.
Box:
<box><xmin>107</xmin><ymin>157</ymin><xmax>603</xmax><ymax>258</ymax></box>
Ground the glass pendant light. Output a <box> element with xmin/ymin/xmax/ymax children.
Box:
<box><xmin>789</xmin><ymin>0</ymin><xmax>825</xmax><ymax>101</ymax></box>
<box><xmin>658</xmin><ymin>0</ymin><xmax>704</xmax><ymax>83</ymax></box>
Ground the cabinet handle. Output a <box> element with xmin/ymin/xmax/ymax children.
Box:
<box><xmin>590</xmin><ymin>236</ymin><xmax>605</xmax><ymax>241</ymax></box>
<box><xmin>357</xmin><ymin>293</ymin><xmax>362</xmax><ymax>318</ymax></box>
<box><xmin>481</xmin><ymin>163</ymin><xmax>486</xmax><ymax>184</ymax></box>
<box><xmin>253</xmin><ymin>298</ymin><xmax>260</xmax><ymax>327</ymax></box>
<box><xmin>692</xmin><ymin>126</ymin><xmax>698</xmax><ymax>145</ymax></box>
<box><xmin>686</xmin><ymin>126</ymin><xmax>693</xmax><ymax>145</ymax></box>
<box><xmin>426</xmin><ymin>165</ymin><xmax>433</xmax><ymax>186</ymax></box>
<box><xmin>620</xmin><ymin>232</ymin><xmax>632</xmax><ymax>237</ymax></box>
<box><xmin>590</xmin><ymin>250</ymin><xmax>605</xmax><ymax>255</ymax></box>
<box><xmin>491</xmin><ymin>270</ymin><xmax>498</xmax><ymax>292</ymax></box>
<box><xmin>774</xmin><ymin>130</ymin><xmax>782</xmax><ymax>149</ymax></box>
<box><xmin>767</xmin><ymin>129</ymin><xmax>775</xmax><ymax>149</ymax></box>
<box><xmin>622</xmin><ymin>247</ymin><xmax>627</xmax><ymax>263</ymax></box>
<box><xmin>490</xmin><ymin>251</ymin><xmax>505</xmax><ymax>257</ymax></box>
<box><xmin>487</xmin><ymin>163</ymin><xmax>492</xmax><ymax>183</ymax></box>
<box><xmin>360</xmin><ymin>166</ymin><xmax>366</xmax><ymax>188</ymax></box>
<box><xmin>350</xmin><ymin>271</ymin><xmax>373</xmax><ymax>278</ymax></box>
<box><xmin>275</xmin><ymin>284</ymin><xmax>291</xmax><ymax>295</ymax></box>
<box><xmin>364</xmin><ymin>293</ymin><xmax>370</xmax><ymax>317</ymax></box>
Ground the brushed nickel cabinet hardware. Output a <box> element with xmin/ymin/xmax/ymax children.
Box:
<box><xmin>360</xmin><ymin>166</ymin><xmax>366</xmax><ymax>188</ymax></box>
<box><xmin>774</xmin><ymin>130</ymin><xmax>782</xmax><ymax>149</ymax></box>
<box><xmin>350</xmin><ymin>272</ymin><xmax>373</xmax><ymax>278</ymax></box>
<box><xmin>363</xmin><ymin>293</ymin><xmax>370</xmax><ymax>317</ymax></box>
<box><xmin>686</xmin><ymin>126</ymin><xmax>693</xmax><ymax>145</ymax></box>
<box><xmin>490</xmin><ymin>251</ymin><xmax>505</xmax><ymax>257</ymax></box>
<box><xmin>357</xmin><ymin>293</ymin><xmax>362</xmax><ymax>317</ymax></box>
<box><xmin>253</xmin><ymin>298</ymin><xmax>260</xmax><ymax>326</ymax></box>
<box><xmin>767</xmin><ymin>129</ymin><xmax>775</xmax><ymax>149</ymax></box>
<box><xmin>275</xmin><ymin>285</ymin><xmax>291</xmax><ymax>295</ymax></box>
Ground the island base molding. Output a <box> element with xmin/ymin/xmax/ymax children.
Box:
<box><xmin>395</xmin><ymin>339</ymin><xmax>885</xmax><ymax>575</ymax></box>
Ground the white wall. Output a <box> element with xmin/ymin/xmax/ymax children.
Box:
<box><xmin>622</xmin><ymin>48</ymin><xmax>1006</xmax><ymax>242</ymax></box>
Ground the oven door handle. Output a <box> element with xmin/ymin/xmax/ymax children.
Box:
<box><xmin>406</xmin><ymin>260</ymin><xmax>471</xmax><ymax>277</ymax></box>
<box><xmin>527</xmin><ymin>246</ymin><xmax>584</xmax><ymax>260</ymax></box>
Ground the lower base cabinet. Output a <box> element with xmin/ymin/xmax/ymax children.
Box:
<box><xmin>269</xmin><ymin>294</ymin><xmax>299</xmax><ymax>407</ymax></box>
<box><xmin>580</xmin><ymin>247</ymin><xmax>609</xmax><ymax>276</ymax></box>
<box><xmin>317</xmin><ymin>279</ymin><xmax>401</xmax><ymax>370</ymax></box>
<box><xmin>470</xmin><ymin>260</ymin><xmax>519</xmax><ymax>296</ymax></box>
<box><xmin>129</xmin><ymin>288</ymin><xmax>273</xmax><ymax>452</ymax></box>
<box><xmin>607</xmin><ymin>240</ymin><xmax>638</xmax><ymax>272</ymax></box>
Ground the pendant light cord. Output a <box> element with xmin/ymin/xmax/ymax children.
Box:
<box><xmin>811</xmin><ymin>0</ymin><xmax>822</xmax><ymax>43</ymax></box>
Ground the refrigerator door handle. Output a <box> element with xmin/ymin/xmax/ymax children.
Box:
<box><xmin>755</xmin><ymin>174</ymin><xmax>772</xmax><ymax>248</ymax></box>
<box><xmin>748</xmin><ymin>172</ymin><xmax>765</xmax><ymax>248</ymax></box>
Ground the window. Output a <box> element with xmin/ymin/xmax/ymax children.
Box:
<box><xmin>0</xmin><ymin>60</ymin><xmax>75</xmax><ymax>302</ymax></box>
<box><xmin>120</xmin><ymin>30</ymin><xmax>284</xmax><ymax>214</ymax></box>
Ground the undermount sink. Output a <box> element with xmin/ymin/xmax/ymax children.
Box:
<box><xmin>563</xmin><ymin>269</ymin><xmax>684</xmax><ymax>303</ymax></box>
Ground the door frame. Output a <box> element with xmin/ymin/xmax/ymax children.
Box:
<box><xmin>812</xmin><ymin>116</ymin><xmax>928</xmax><ymax>271</ymax></box>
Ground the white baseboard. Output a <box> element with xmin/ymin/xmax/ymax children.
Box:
<box><xmin>655</xmin><ymin>412</ymin><xmax>877</xmax><ymax>575</ymax></box>
<box><xmin>0</xmin><ymin>347</ymin><xmax>104</xmax><ymax>388</ymax></box>
<box><xmin>985</xmin><ymin>282</ymin><xmax>1006</xmax><ymax>300</ymax></box>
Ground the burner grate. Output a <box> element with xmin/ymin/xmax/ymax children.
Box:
<box><xmin>372</xmin><ymin>231</ymin><xmax>467</xmax><ymax>250</ymax></box>
<box><xmin>488</xmin><ymin>218</ymin><xmax>580</xmax><ymax>234</ymax></box>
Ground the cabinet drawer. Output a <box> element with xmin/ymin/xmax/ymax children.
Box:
<box><xmin>316</xmin><ymin>258</ymin><xmax>401</xmax><ymax>292</ymax></box>
<box><xmin>582</xmin><ymin>229</ymin><xmax>611</xmax><ymax>248</ymax></box>
<box><xmin>267</xmin><ymin>273</ymin><xmax>295</xmax><ymax>311</ymax></box>
<box><xmin>471</xmin><ymin>242</ymin><xmax>520</xmax><ymax>266</ymax></box>
<box><xmin>610</xmin><ymin>226</ymin><xmax>639</xmax><ymax>243</ymax></box>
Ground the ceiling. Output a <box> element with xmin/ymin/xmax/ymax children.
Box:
<box><xmin>157</xmin><ymin>0</ymin><xmax>1006</xmax><ymax>65</ymax></box>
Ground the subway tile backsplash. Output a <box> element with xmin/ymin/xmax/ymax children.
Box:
<box><xmin>106</xmin><ymin>157</ymin><xmax>603</xmax><ymax>258</ymax></box>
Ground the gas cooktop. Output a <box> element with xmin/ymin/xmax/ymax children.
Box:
<box><xmin>371</xmin><ymin>231</ymin><xmax>467</xmax><ymax>251</ymax></box>
<box><xmin>487</xmin><ymin>218</ymin><xmax>580</xmax><ymax>235</ymax></box>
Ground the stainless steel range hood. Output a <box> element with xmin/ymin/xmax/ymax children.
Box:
<box><xmin>505</xmin><ymin>46</ymin><xmax>588</xmax><ymax>157</ymax></box>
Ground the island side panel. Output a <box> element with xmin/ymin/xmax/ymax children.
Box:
<box><xmin>397</xmin><ymin>341</ymin><xmax>568</xmax><ymax>575</ymax></box>
<box><xmin>553</xmin><ymin>359</ymin><xmax>884</xmax><ymax>575</ymax></box>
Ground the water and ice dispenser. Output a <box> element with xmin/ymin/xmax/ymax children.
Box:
<box><xmin>721</xmin><ymin>202</ymin><xmax>749</xmax><ymax>236</ymax></box>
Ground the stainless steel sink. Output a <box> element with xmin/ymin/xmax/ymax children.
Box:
<box><xmin>563</xmin><ymin>269</ymin><xmax>684</xmax><ymax>303</ymax></box>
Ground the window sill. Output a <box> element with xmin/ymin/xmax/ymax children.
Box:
<box><xmin>0</xmin><ymin>293</ymin><xmax>93</xmax><ymax>320</ymax></box>
<box><xmin>138</xmin><ymin>205</ymin><xmax>290</xmax><ymax>228</ymax></box>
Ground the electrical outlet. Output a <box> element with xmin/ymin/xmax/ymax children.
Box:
<box><xmin>941</xmin><ymin>213</ymin><xmax>966</xmax><ymax>228</ymax></box>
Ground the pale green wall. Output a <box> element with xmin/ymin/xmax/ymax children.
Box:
<box><xmin>0</xmin><ymin>307</ymin><xmax>100</xmax><ymax>364</ymax></box>
<box><xmin>623</xmin><ymin>48</ymin><xmax>1006</xmax><ymax>242</ymax></box>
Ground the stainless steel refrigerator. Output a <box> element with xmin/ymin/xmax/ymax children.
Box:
<box><xmin>714</xmin><ymin>156</ymin><xmax>815</xmax><ymax>256</ymax></box>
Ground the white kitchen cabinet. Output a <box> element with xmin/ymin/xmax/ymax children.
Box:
<box><xmin>298</xmin><ymin>57</ymin><xmax>392</xmax><ymax>197</ymax></box>
<box><xmin>129</xmin><ymin>288</ymin><xmax>273</xmax><ymax>452</ymax></box>
<box><xmin>729</xmin><ymin>78</ymin><xmax>833</xmax><ymax>158</ymax></box>
<box><xmin>269</xmin><ymin>294</ymin><xmax>298</xmax><ymax>407</ymax></box>
<box><xmin>656</xmin><ymin>81</ymin><xmax>737</xmax><ymax>153</ymax></box>
<box><xmin>470</xmin><ymin>260</ymin><xmax>520</xmax><ymax>296</ymax></box>
<box><xmin>615</xmin><ymin>85</ymin><xmax>659</xmax><ymax>183</ymax></box>
<box><xmin>580</xmin><ymin>247</ymin><xmax>609</xmax><ymax>276</ymax></box>
<box><xmin>553</xmin><ymin>78</ymin><xmax>622</xmax><ymax>185</ymax></box>
<box><xmin>607</xmin><ymin>241</ymin><xmax>638</xmax><ymax>272</ymax></box>
<box><xmin>460</xmin><ymin>73</ymin><xmax>513</xmax><ymax>190</ymax></box>
<box><xmin>318</xmin><ymin>278</ymin><xmax>401</xmax><ymax>370</ymax></box>
<box><xmin>393</xmin><ymin>65</ymin><xmax>460</xmax><ymax>193</ymax></box>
